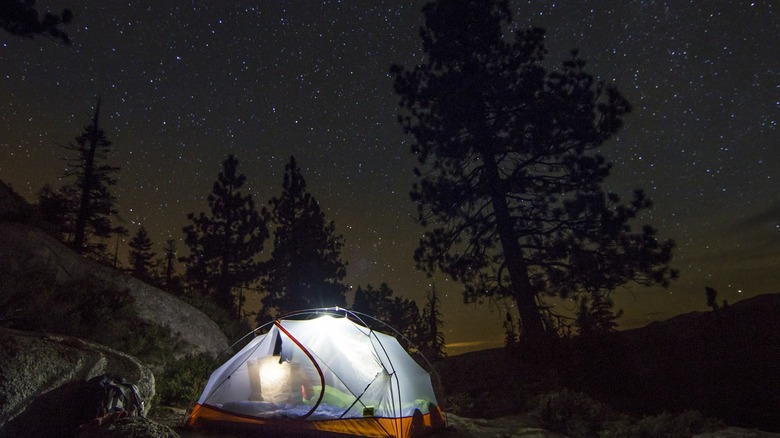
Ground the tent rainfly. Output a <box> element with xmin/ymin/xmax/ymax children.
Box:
<box><xmin>186</xmin><ymin>308</ymin><xmax>445</xmax><ymax>437</ymax></box>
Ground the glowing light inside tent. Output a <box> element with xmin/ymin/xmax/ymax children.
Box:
<box><xmin>247</xmin><ymin>356</ymin><xmax>292</xmax><ymax>403</ymax></box>
<box><xmin>261</xmin><ymin>359</ymin><xmax>289</xmax><ymax>383</ymax></box>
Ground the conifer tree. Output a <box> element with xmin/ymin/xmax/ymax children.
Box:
<box><xmin>259</xmin><ymin>156</ymin><xmax>347</xmax><ymax>319</ymax></box>
<box><xmin>182</xmin><ymin>154</ymin><xmax>269</xmax><ymax>319</ymax></box>
<box><xmin>575</xmin><ymin>293</ymin><xmax>623</xmax><ymax>338</ymax></box>
<box><xmin>58</xmin><ymin>98</ymin><xmax>125</xmax><ymax>257</ymax></box>
<box><xmin>352</xmin><ymin>283</ymin><xmax>395</xmax><ymax>321</ymax></box>
<box><xmin>128</xmin><ymin>225</ymin><xmax>154</xmax><ymax>279</ymax></box>
<box><xmin>353</xmin><ymin>283</ymin><xmax>422</xmax><ymax>352</ymax></box>
<box><xmin>392</xmin><ymin>0</ymin><xmax>676</xmax><ymax>345</ymax></box>
<box><xmin>386</xmin><ymin>296</ymin><xmax>421</xmax><ymax>351</ymax></box>
<box><xmin>162</xmin><ymin>238</ymin><xmax>178</xmax><ymax>292</ymax></box>
<box><xmin>705</xmin><ymin>286</ymin><xmax>719</xmax><ymax>312</ymax></box>
<box><xmin>419</xmin><ymin>285</ymin><xmax>446</xmax><ymax>360</ymax></box>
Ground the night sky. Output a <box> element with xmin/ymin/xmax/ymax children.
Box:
<box><xmin>1</xmin><ymin>1</ymin><xmax>778</xmax><ymax>354</ymax></box>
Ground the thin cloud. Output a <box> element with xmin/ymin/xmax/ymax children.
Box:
<box><xmin>726</xmin><ymin>203</ymin><xmax>780</xmax><ymax>233</ymax></box>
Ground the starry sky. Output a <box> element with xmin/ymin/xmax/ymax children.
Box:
<box><xmin>1</xmin><ymin>1</ymin><xmax>778</xmax><ymax>354</ymax></box>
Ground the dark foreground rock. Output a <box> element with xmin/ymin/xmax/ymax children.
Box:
<box><xmin>0</xmin><ymin>328</ymin><xmax>154</xmax><ymax>437</ymax></box>
<box><xmin>77</xmin><ymin>416</ymin><xmax>179</xmax><ymax>438</ymax></box>
<box><xmin>444</xmin><ymin>414</ymin><xmax>779</xmax><ymax>437</ymax></box>
<box><xmin>443</xmin><ymin>413</ymin><xmax>563</xmax><ymax>437</ymax></box>
<box><xmin>0</xmin><ymin>222</ymin><xmax>229</xmax><ymax>360</ymax></box>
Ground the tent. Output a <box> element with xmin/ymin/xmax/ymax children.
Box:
<box><xmin>186</xmin><ymin>308</ymin><xmax>445</xmax><ymax>437</ymax></box>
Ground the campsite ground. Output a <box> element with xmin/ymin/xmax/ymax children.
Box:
<box><xmin>150</xmin><ymin>406</ymin><xmax>563</xmax><ymax>437</ymax></box>
<box><xmin>150</xmin><ymin>407</ymin><xmax>780</xmax><ymax>438</ymax></box>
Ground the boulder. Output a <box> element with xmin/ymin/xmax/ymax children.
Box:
<box><xmin>0</xmin><ymin>328</ymin><xmax>155</xmax><ymax>437</ymax></box>
<box><xmin>76</xmin><ymin>416</ymin><xmax>179</xmax><ymax>438</ymax></box>
<box><xmin>0</xmin><ymin>222</ymin><xmax>229</xmax><ymax>360</ymax></box>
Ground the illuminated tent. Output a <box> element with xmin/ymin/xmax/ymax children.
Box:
<box><xmin>186</xmin><ymin>308</ymin><xmax>445</xmax><ymax>437</ymax></box>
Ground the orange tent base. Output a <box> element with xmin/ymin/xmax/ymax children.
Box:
<box><xmin>187</xmin><ymin>403</ymin><xmax>446</xmax><ymax>438</ymax></box>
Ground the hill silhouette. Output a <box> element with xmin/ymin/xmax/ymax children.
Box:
<box><xmin>437</xmin><ymin>293</ymin><xmax>780</xmax><ymax>432</ymax></box>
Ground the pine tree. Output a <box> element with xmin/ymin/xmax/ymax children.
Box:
<box><xmin>58</xmin><ymin>98</ymin><xmax>125</xmax><ymax>257</ymax></box>
<box><xmin>705</xmin><ymin>286</ymin><xmax>719</xmax><ymax>312</ymax></box>
<box><xmin>259</xmin><ymin>156</ymin><xmax>348</xmax><ymax>319</ymax></box>
<box><xmin>182</xmin><ymin>154</ymin><xmax>269</xmax><ymax>319</ymax></box>
<box><xmin>353</xmin><ymin>283</ymin><xmax>422</xmax><ymax>353</ymax></box>
<box><xmin>575</xmin><ymin>293</ymin><xmax>623</xmax><ymax>339</ymax></box>
<box><xmin>419</xmin><ymin>285</ymin><xmax>446</xmax><ymax>360</ymax></box>
<box><xmin>352</xmin><ymin>283</ymin><xmax>395</xmax><ymax>321</ymax></box>
<box><xmin>388</xmin><ymin>296</ymin><xmax>421</xmax><ymax>351</ymax></box>
<box><xmin>392</xmin><ymin>0</ymin><xmax>676</xmax><ymax>345</ymax></box>
<box><xmin>162</xmin><ymin>238</ymin><xmax>178</xmax><ymax>292</ymax></box>
<box><xmin>128</xmin><ymin>225</ymin><xmax>154</xmax><ymax>279</ymax></box>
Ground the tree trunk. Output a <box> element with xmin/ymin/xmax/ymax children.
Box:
<box><xmin>73</xmin><ymin>116</ymin><xmax>99</xmax><ymax>254</ymax></box>
<box><xmin>482</xmin><ymin>154</ymin><xmax>547</xmax><ymax>345</ymax></box>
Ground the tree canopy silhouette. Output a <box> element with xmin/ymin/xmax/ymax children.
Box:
<box><xmin>352</xmin><ymin>283</ymin><xmax>422</xmax><ymax>352</ymax></box>
<box><xmin>162</xmin><ymin>238</ymin><xmax>179</xmax><ymax>293</ymax></box>
<box><xmin>259</xmin><ymin>156</ymin><xmax>348</xmax><ymax>320</ymax></box>
<box><xmin>0</xmin><ymin>0</ymin><xmax>72</xmax><ymax>44</ymax></box>
<box><xmin>129</xmin><ymin>225</ymin><xmax>154</xmax><ymax>280</ymax></box>
<box><xmin>576</xmin><ymin>293</ymin><xmax>623</xmax><ymax>339</ymax></box>
<box><xmin>419</xmin><ymin>285</ymin><xmax>446</xmax><ymax>360</ymax></box>
<box><xmin>57</xmin><ymin>98</ymin><xmax>125</xmax><ymax>257</ymax></box>
<box><xmin>391</xmin><ymin>0</ymin><xmax>676</xmax><ymax>345</ymax></box>
<box><xmin>182</xmin><ymin>154</ymin><xmax>269</xmax><ymax>319</ymax></box>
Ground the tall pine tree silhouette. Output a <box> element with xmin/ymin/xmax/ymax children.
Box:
<box><xmin>352</xmin><ymin>283</ymin><xmax>421</xmax><ymax>352</ymax></box>
<box><xmin>162</xmin><ymin>238</ymin><xmax>179</xmax><ymax>292</ymax></box>
<box><xmin>420</xmin><ymin>285</ymin><xmax>446</xmax><ymax>360</ymax></box>
<box><xmin>128</xmin><ymin>225</ymin><xmax>154</xmax><ymax>280</ymax></box>
<box><xmin>392</xmin><ymin>0</ymin><xmax>676</xmax><ymax>345</ymax></box>
<box><xmin>182</xmin><ymin>154</ymin><xmax>269</xmax><ymax>319</ymax></box>
<box><xmin>58</xmin><ymin>98</ymin><xmax>124</xmax><ymax>257</ymax></box>
<box><xmin>352</xmin><ymin>283</ymin><xmax>395</xmax><ymax>322</ymax></box>
<box><xmin>259</xmin><ymin>156</ymin><xmax>347</xmax><ymax>319</ymax></box>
